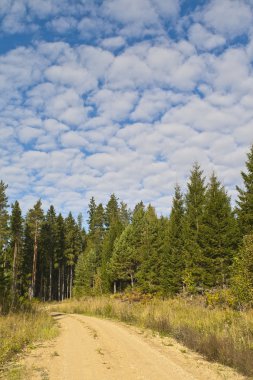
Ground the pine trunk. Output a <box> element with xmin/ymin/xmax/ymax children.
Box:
<box><xmin>12</xmin><ymin>241</ymin><xmax>18</xmax><ymax>296</ymax></box>
<box><xmin>49</xmin><ymin>259</ymin><xmax>52</xmax><ymax>301</ymax></box>
<box><xmin>70</xmin><ymin>266</ymin><xmax>73</xmax><ymax>299</ymax></box>
<box><xmin>31</xmin><ymin>221</ymin><xmax>38</xmax><ymax>299</ymax></box>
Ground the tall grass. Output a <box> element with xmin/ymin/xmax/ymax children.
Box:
<box><xmin>0</xmin><ymin>306</ymin><xmax>58</xmax><ymax>373</ymax></box>
<box><xmin>51</xmin><ymin>296</ymin><xmax>253</xmax><ymax>377</ymax></box>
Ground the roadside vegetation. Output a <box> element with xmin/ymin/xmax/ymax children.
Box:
<box><xmin>0</xmin><ymin>303</ymin><xmax>58</xmax><ymax>377</ymax></box>
<box><xmin>51</xmin><ymin>295</ymin><xmax>253</xmax><ymax>378</ymax></box>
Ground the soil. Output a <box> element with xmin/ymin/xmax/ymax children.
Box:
<box><xmin>19</xmin><ymin>313</ymin><xmax>245</xmax><ymax>380</ymax></box>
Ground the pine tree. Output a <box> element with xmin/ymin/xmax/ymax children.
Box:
<box><xmin>201</xmin><ymin>174</ymin><xmax>238</xmax><ymax>288</ymax></box>
<box><xmin>0</xmin><ymin>181</ymin><xmax>9</xmax><ymax>310</ymax></box>
<box><xmin>161</xmin><ymin>185</ymin><xmax>184</xmax><ymax>296</ymax></box>
<box><xmin>236</xmin><ymin>144</ymin><xmax>253</xmax><ymax>236</ymax></box>
<box><xmin>45</xmin><ymin>206</ymin><xmax>57</xmax><ymax>301</ymax></box>
<box><xmin>21</xmin><ymin>222</ymin><xmax>33</xmax><ymax>297</ymax></box>
<box><xmin>26</xmin><ymin>200</ymin><xmax>44</xmax><ymax>298</ymax></box>
<box><xmin>10</xmin><ymin>201</ymin><xmax>23</xmax><ymax>299</ymax></box>
<box><xmin>55</xmin><ymin>214</ymin><xmax>65</xmax><ymax>301</ymax></box>
<box><xmin>182</xmin><ymin>163</ymin><xmax>206</xmax><ymax>293</ymax></box>
<box><xmin>65</xmin><ymin>212</ymin><xmax>82</xmax><ymax>298</ymax></box>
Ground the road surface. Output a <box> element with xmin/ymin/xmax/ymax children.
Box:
<box><xmin>21</xmin><ymin>313</ymin><xmax>244</xmax><ymax>380</ymax></box>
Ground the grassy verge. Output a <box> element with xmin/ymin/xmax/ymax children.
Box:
<box><xmin>0</xmin><ymin>305</ymin><xmax>58</xmax><ymax>377</ymax></box>
<box><xmin>51</xmin><ymin>296</ymin><xmax>253</xmax><ymax>377</ymax></box>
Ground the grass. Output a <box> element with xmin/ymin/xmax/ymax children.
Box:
<box><xmin>50</xmin><ymin>295</ymin><xmax>253</xmax><ymax>377</ymax></box>
<box><xmin>0</xmin><ymin>305</ymin><xmax>58</xmax><ymax>378</ymax></box>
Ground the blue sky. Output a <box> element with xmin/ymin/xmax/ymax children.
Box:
<box><xmin>0</xmin><ymin>0</ymin><xmax>253</xmax><ymax>218</ymax></box>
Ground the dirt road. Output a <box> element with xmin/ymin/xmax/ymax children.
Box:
<box><xmin>21</xmin><ymin>313</ymin><xmax>244</xmax><ymax>380</ymax></box>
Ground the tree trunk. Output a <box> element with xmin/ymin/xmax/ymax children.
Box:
<box><xmin>49</xmin><ymin>259</ymin><xmax>52</xmax><ymax>301</ymax></box>
<box><xmin>130</xmin><ymin>273</ymin><xmax>134</xmax><ymax>288</ymax></box>
<box><xmin>12</xmin><ymin>241</ymin><xmax>18</xmax><ymax>296</ymax></box>
<box><xmin>58</xmin><ymin>266</ymin><xmax>61</xmax><ymax>301</ymax></box>
<box><xmin>113</xmin><ymin>281</ymin><xmax>117</xmax><ymax>294</ymax></box>
<box><xmin>61</xmin><ymin>266</ymin><xmax>65</xmax><ymax>301</ymax></box>
<box><xmin>31</xmin><ymin>221</ymin><xmax>38</xmax><ymax>299</ymax></box>
<box><xmin>70</xmin><ymin>266</ymin><xmax>73</xmax><ymax>299</ymax></box>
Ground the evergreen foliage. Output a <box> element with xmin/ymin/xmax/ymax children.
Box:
<box><xmin>231</xmin><ymin>234</ymin><xmax>253</xmax><ymax>308</ymax></box>
<box><xmin>161</xmin><ymin>185</ymin><xmax>184</xmax><ymax>295</ymax></box>
<box><xmin>201</xmin><ymin>174</ymin><xmax>238</xmax><ymax>288</ymax></box>
<box><xmin>236</xmin><ymin>144</ymin><xmax>253</xmax><ymax>235</ymax></box>
<box><xmin>182</xmin><ymin>163</ymin><xmax>206</xmax><ymax>293</ymax></box>
<box><xmin>2</xmin><ymin>143</ymin><xmax>253</xmax><ymax>309</ymax></box>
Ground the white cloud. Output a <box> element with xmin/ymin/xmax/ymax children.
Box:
<box><xmin>18</xmin><ymin>126</ymin><xmax>44</xmax><ymax>143</ymax></box>
<box><xmin>1</xmin><ymin>6</ymin><xmax>253</xmax><ymax>218</ymax></box>
<box><xmin>201</xmin><ymin>0</ymin><xmax>252</xmax><ymax>38</ymax></box>
<box><xmin>101</xmin><ymin>36</ymin><xmax>126</xmax><ymax>50</ymax></box>
<box><xmin>188</xmin><ymin>23</ymin><xmax>226</xmax><ymax>50</ymax></box>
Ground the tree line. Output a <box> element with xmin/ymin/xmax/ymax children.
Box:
<box><xmin>1</xmin><ymin>145</ymin><xmax>253</xmax><ymax>311</ymax></box>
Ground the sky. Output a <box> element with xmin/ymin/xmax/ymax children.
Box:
<box><xmin>0</xmin><ymin>0</ymin><xmax>253</xmax><ymax>219</ymax></box>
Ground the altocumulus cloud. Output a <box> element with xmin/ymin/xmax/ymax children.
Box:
<box><xmin>0</xmin><ymin>0</ymin><xmax>253</xmax><ymax>217</ymax></box>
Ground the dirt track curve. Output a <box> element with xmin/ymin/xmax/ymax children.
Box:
<box><xmin>21</xmin><ymin>313</ymin><xmax>244</xmax><ymax>380</ymax></box>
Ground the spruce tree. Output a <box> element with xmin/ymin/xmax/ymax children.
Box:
<box><xmin>183</xmin><ymin>163</ymin><xmax>206</xmax><ymax>293</ymax></box>
<box><xmin>236</xmin><ymin>144</ymin><xmax>253</xmax><ymax>235</ymax></box>
<box><xmin>201</xmin><ymin>174</ymin><xmax>238</xmax><ymax>288</ymax></box>
<box><xmin>87</xmin><ymin>197</ymin><xmax>97</xmax><ymax>236</ymax></box>
<box><xmin>74</xmin><ymin>247</ymin><xmax>97</xmax><ymax>296</ymax></box>
<box><xmin>109</xmin><ymin>224</ymin><xmax>137</xmax><ymax>292</ymax></box>
<box><xmin>101</xmin><ymin>195</ymin><xmax>123</xmax><ymax>292</ymax></box>
<box><xmin>231</xmin><ymin>234</ymin><xmax>253</xmax><ymax>308</ymax></box>
<box><xmin>136</xmin><ymin>205</ymin><xmax>161</xmax><ymax>293</ymax></box>
<box><xmin>161</xmin><ymin>185</ymin><xmax>184</xmax><ymax>296</ymax></box>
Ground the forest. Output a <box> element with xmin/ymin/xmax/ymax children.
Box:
<box><xmin>1</xmin><ymin>144</ymin><xmax>253</xmax><ymax>313</ymax></box>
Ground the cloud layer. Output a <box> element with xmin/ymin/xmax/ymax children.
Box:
<box><xmin>0</xmin><ymin>0</ymin><xmax>253</xmax><ymax>217</ymax></box>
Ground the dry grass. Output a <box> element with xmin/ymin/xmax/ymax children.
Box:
<box><xmin>0</xmin><ymin>306</ymin><xmax>58</xmax><ymax>375</ymax></box>
<box><xmin>50</xmin><ymin>296</ymin><xmax>253</xmax><ymax>377</ymax></box>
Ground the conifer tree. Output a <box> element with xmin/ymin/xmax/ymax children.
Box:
<box><xmin>74</xmin><ymin>247</ymin><xmax>97</xmax><ymax>296</ymax></box>
<box><xmin>231</xmin><ymin>234</ymin><xmax>253</xmax><ymax>308</ymax></box>
<box><xmin>26</xmin><ymin>200</ymin><xmax>44</xmax><ymax>299</ymax></box>
<box><xmin>136</xmin><ymin>205</ymin><xmax>161</xmax><ymax>293</ymax></box>
<box><xmin>45</xmin><ymin>206</ymin><xmax>57</xmax><ymax>301</ymax></box>
<box><xmin>0</xmin><ymin>181</ymin><xmax>9</xmax><ymax>310</ymax></box>
<box><xmin>55</xmin><ymin>213</ymin><xmax>65</xmax><ymax>300</ymax></box>
<box><xmin>21</xmin><ymin>222</ymin><xmax>33</xmax><ymax>297</ymax></box>
<box><xmin>201</xmin><ymin>174</ymin><xmax>238</xmax><ymax>288</ymax></box>
<box><xmin>101</xmin><ymin>195</ymin><xmax>123</xmax><ymax>292</ymax></box>
<box><xmin>87</xmin><ymin>197</ymin><xmax>97</xmax><ymax>236</ymax></box>
<box><xmin>183</xmin><ymin>163</ymin><xmax>206</xmax><ymax>293</ymax></box>
<box><xmin>161</xmin><ymin>185</ymin><xmax>184</xmax><ymax>296</ymax></box>
<box><xmin>109</xmin><ymin>224</ymin><xmax>137</xmax><ymax>292</ymax></box>
<box><xmin>236</xmin><ymin>144</ymin><xmax>253</xmax><ymax>236</ymax></box>
<box><xmin>10</xmin><ymin>201</ymin><xmax>23</xmax><ymax>299</ymax></box>
<box><xmin>65</xmin><ymin>212</ymin><xmax>81</xmax><ymax>298</ymax></box>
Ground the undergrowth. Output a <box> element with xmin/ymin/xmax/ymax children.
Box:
<box><xmin>51</xmin><ymin>295</ymin><xmax>253</xmax><ymax>377</ymax></box>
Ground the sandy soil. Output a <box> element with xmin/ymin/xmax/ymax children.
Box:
<box><xmin>20</xmin><ymin>313</ymin><xmax>245</xmax><ymax>380</ymax></box>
